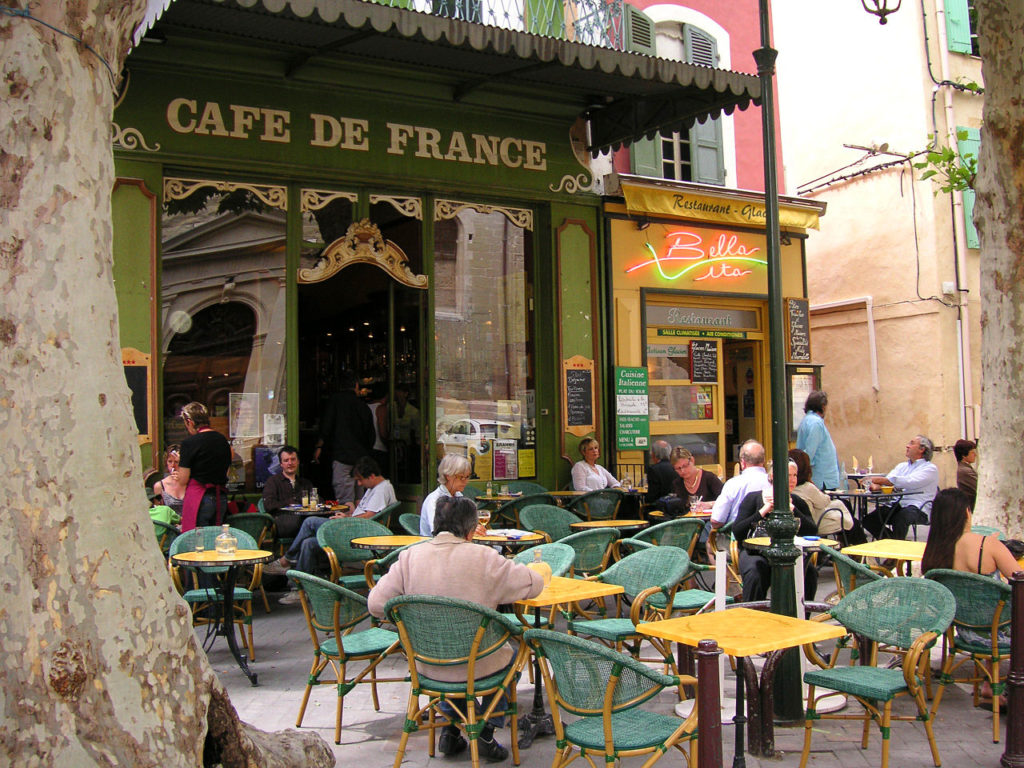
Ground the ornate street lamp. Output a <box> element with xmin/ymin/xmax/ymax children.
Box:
<box><xmin>755</xmin><ymin>0</ymin><xmax>901</xmax><ymax>725</ymax></box>
<box><xmin>862</xmin><ymin>0</ymin><xmax>902</xmax><ymax>25</ymax></box>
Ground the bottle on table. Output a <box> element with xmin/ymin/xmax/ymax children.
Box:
<box><xmin>486</xmin><ymin>480</ymin><xmax>493</xmax><ymax>496</ymax></box>
<box><xmin>301</xmin><ymin>489</ymin><xmax>310</xmax><ymax>509</ymax></box>
<box><xmin>216</xmin><ymin>523</ymin><xmax>237</xmax><ymax>555</ymax></box>
<box><xmin>310</xmin><ymin>487</ymin><xmax>319</xmax><ymax>508</ymax></box>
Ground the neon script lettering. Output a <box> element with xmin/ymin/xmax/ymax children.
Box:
<box><xmin>625</xmin><ymin>230</ymin><xmax>763</xmax><ymax>282</ymax></box>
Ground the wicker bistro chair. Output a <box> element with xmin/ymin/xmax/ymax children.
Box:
<box><xmin>227</xmin><ymin>511</ymin><xmax>276</xmax><ymax>612</ymax></box>
<box><xmin>364</xmin><ymin>542</ymin><xmax>424</xmax><ymax>589</ymax></box>
<box><xmin>707</xmin><ymin>520</ymin><xmax>743</xmax><ymax>587</ymax></box>
<box><xmin>168</xmin><ymin>526</ymin><xmax>262</xmax><ymax>660</ymax></box>
<box><xmin>370</xmin><ymin>500</ymin><xmax>402</xmax><ymax>530</ymax></box>
<box><xmin>567</xmin><ymin>548</ymin><xmax>692</xmax><ymax>684</ymax></box>
<box><xmin>567</xmin><ymin>489</ymin><xmax>623</xmax><ymax>521</ymax></box>
<box><xmin>503</xmin><ymin>543</ymin><xmax>576</xmax><ymax>630</ymax></box>
<box><xmin>153</xmin><ymin>519</ymin><xmax>181</xmax><ymax>558</ymax></box>
<box><xmin>608</xmin><ymin>539</ymin><xmax>723</xmax><ymax>617</ymax></box>
<box><xmin>317</xmin><ymin>518</ymin><xmax>392</xmax><ymax>591</ymax></box>
<box><xmin>491</xmin><ymin>493</ymin><xmax>557</xmax><ymax>527</ymax></box>
<box><xmin>524</xmin><ymin>629</ymin><xmax>698</xmax><ymax>768</ymax></box>
<box><xmin>798</xmin><ymin>577</ymin><xmax>955</xmax><ymax>768</ymax></box>
<box><xmin>614</xmin><ymin>517</ymin><xmax>704</xmax><ymax>561</ymax></box>
<box><xmin>385</xmin><ymin>595</ymin><xmax>531</xmax><ymax>768</ymax></box>
<box><xmin>519</xmin><ymin>503</ymin><xmax>582</xmax><ymax>543</ymax></box>
<box><xmin>288</xmin><ymin>571</ymin><xmax>404</xmax><ymax>744</ymax></box>
<box><xmin>399</xmin><ymin>512</ymin><xmax>423</xmax><ymax>536</ymax></box>
<box><xmin>819</xmin><ymin>544</ymin><xmax>887</xmax><ymax>602</ymax></box>
<box><xmin>924</xmin><ymin>568</ymin><xmax>1012</xmax><ymax>743</ymax></box>
<box><xmin>559</xmin><ymin>528</ymin><xmax>618</xmax><ymax>577</ymax></box>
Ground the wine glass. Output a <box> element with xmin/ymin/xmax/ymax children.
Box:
<box><xmin>688</xmin><ymin>495</ymin><xmax>703</xmax><ymax>514</ymax></box>
<box><xmin>478</xmin><ymin>509</ymin><xmax>492</xmax><ymax>527</ymax></box>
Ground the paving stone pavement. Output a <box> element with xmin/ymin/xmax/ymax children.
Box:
<box><xmin>213</xmin><ymin>574</ymin><xmax>1011</xmax><ymax>768</ymax></box>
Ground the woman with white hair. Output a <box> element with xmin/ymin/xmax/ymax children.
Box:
<box><xmin>420</xmin><ymin>453</ymin><xmax>473</xmax><ymax>536</ymax></box>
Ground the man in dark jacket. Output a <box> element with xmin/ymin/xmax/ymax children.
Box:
<box><xmin>646</xmin><ymin>440</ymin><xmax>676</xmax><ymax>503</ymax></box>
<box><xmin>314</xmin><ymin>370</ymin><xmax>374</xmax><ymax>504</ymax></box>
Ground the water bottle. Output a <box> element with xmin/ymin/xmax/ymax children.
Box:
<box><xmin>534</xmin><ymin>547</ymin><xmax>543</xmax><ymax>564</ymax></box>
<box><xmin>310</xmin><ymin>488</ymin><xmax>319</xmax><ymax>508</ymax></box>
<box><xmin>623</xmin><ymin>474</ymin><xmax>632</xmax><ymax>491</ymax></box>
<box><xmin>216</xmin><ymin>524</ymin><xmax>237</xmax><ymax>555</ymax></box>
<box><xmin>839</xmin><ymin>461</ymin><xmax>848</xmax><ymax>491</ymax></box>
<box><xmin>486</xmin><ymin>480</ymin><xmax>493</xmax><ymax>496</ymax></box>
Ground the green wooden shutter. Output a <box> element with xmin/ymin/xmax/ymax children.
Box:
<box><xmin>957</xmin><ymin>126</ymin><xmax>980</xmax><ymax>249</ymax></box>
<box><xmin>684</xmin><ymin>26</ymin><xmax>725</xmax><ymax>185</ymax></box>
<box><xmin>945</xmin><ymin>0</ymin><xmax>972</xmax><ymax>54</ymax></box>
<box><xmin>631</xmin><ymin>136</ymin><xmax>662</xmax><ymax>177</ymax></box>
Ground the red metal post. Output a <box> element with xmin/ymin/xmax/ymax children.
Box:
<box><xmin>697</xmin><ymin>639</ymin><xmax>724</xmax><ymax>768</ymax></box>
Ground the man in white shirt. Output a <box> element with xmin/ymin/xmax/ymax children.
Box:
<box><xmin>706</xmin><ymin>440</ymin><xmax>771</xmax><ymax>560</ymax></box>
<box><xmin>862</xmin><ymin>435</ymin><xmax>939</xmax><ymax>540</ymax></box>
<box><xmin>264</xmin><ymin>456</ymin><xmax>397</xmax><ymax>593</ymax></box>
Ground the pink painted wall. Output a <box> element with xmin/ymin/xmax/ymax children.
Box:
<box><xmin>614</xmin><ymin>0</ymin><xmax>784</xmax><ymax>194</ymax></box>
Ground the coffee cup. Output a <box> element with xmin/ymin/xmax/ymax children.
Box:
<box><xmin>882</xmin><ymin>486</ymin><xmax>894</xmax><ymax>495</ymax></box>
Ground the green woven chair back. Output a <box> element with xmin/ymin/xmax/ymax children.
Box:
<box><xmin>830</xmin><ymin>577</ymin><xmax>955</xmax><ymax>648</ymax></box>
<box><xmin>227</xmin><ymin>512</ymin><xmax>275</xmax><ymax>547</ymax></box>
<box><xmin>256</xmin><ymin>497</ymin><xmax>267</xmax><ymax>515</ymax></box>
<box><xmin>524</xmin><ymin>629</ymin><xmax>672</xmax><ymax>714</ymax></box>
<box><xmin>634</xmin><ymin>518</ymin><xmax>704</xmax><ymax>554</ymax></box>
<box><xmin>153</xmin><ymin>520</ymin><xmax>181</xmax><ymax>557</ymax></box>
<box><xmin>924</xmin><ymin>568</ymin><xmax>1012</xmax><ymax>632</ymax></box>
<box><xmin>507</xmin><ymin>480</ymin><xmax>549</xmax><ymax>495</ymax></box>
<box><xmin>519</xmin><ymin>503</ymin><xmax>580</xmax><ymax>542</ymax></box>
<box><xmin>399</xmin><ymin>512</ymin><xmax>422</xmax><ymax>536</ymax></box>
<box><xmin>289</xmin><ymin>570</ymin><xmax>369</xmax><ymax>633</ymax></box>
<box><xmin>568</xmin><ymin>489</ymin><xmax>623</xmax><ymax>520</ymax></box>
<box><xmin>385</xmin><ymin>594</ymin><xmax>519</xmax><ymax>668</ymax></box>
<box><xmin>598</xmin><ymin>546</ymin><xmax>690</xmax><ymax>598</ymax></box>
<box><xmin>494</xmin><ymin>493</ymin><xmax>557</xmax><ymax>525</ymax></box>
<box><xmin>819</xmin><ymin>544</ymin><xmax>882</xmax><ymax>597</ymax></box>
<box><xmin>316</xmin><ymin>518</ymin><xmax>392</xmax><ymax>565</ymax></box>
<box><xmin>560</xmin><ymin>528</ymin><xmax>618</xmax><ymax>574</ymax></box>
<box><xmin>461</xmin><ymin>484</ymin><xmax>484</xmax><ymax>500</ymax></box>
<box><xmin>169</xmin><ymin>526</ymin><xmax>258</xmax><ymax>574</ymax></box>
<box><xmin>512</xmin><ymin>542</ymin><xmax>575</xmax><ymax>577</ymax></box>
<box><xmin>971</xmin><ymin>525</ymin><xmax>1006</xmax><ymax>540</ymax></box>
<box><xmin>370</xmin><ymin>501</ymin><xmax>402</xmax><ymax>529</ymax></box>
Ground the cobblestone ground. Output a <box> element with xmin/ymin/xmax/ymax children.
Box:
<box><xmin>215</xmin><ymin>572</ymin><xmax>1009</xmax><ymax>767</ymax></box>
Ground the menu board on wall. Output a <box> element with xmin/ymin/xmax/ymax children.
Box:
<box><xmin>121</xmin><ymin>347</ymin><xmax>153</xmax><ymax>445</ymax></box>
<box><xmin>689</xmin><ymin>340</ymin><xmax>718</xmax><ymax>383</ymax></box>
<box><xmin>785</xmin><ymin>297</ymin><xmax>811</xmax><ymax>363</ymax></box>
<box><xmin>563</xmin><ymin>355</ymin><xmax>595</xmax><ymax>437</ymax></box>
<box><xmin>615</xmin><ymin>367</ymin><xmax>650</xmax><ymax>450</ymax></box>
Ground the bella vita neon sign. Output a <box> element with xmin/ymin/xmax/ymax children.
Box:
<box><xmin>625</xmin><ymin>230</ymin><xmax>767</xmax><ymax>282</ymax></box>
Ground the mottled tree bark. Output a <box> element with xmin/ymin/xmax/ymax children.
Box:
<box><xmin>0</xmin><ymin>3</ymin><xmax>332</xmax><ymax>765</ymax></box>
<box><xmin>973</xmin><ymin>0</ymin><xmax>1024</xmax><ymax>537</ymax></box>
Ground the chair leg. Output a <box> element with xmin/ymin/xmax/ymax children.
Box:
<box><xmin>466</xmin><ymin>700</ymin><xmax>480</xmax><ymax>768</ymax></box>
<box><xmin>916</xmin><ymin>687</ymin><xmax>942</xmax><ymax>767</ymax></box>
<box><xmin>880</xmin><ymin>701</ymin><xmax>892</xmax><ymax>768</ymax></box>
<box><xmin>991</xmin><ymin>659</ymin><xmax>1002</xmax><ymax>744</ymax></box>
<box><xmin>259</xmin><ymin>583</ymin><xmax>270</xmax><ymax>613</ymax></box>
<box><xmin>393</xmin><ymin>696</ymin><xmax>418</xmax><ymax>768</ymax></box>
<box><xmin>370</xmin><ymin>661</ymin><xmax>381</xmax><ymax>711</ymax></box>
<box><xmin>296</xmin><ymin>655</ymin><xmax>327</xmax><ymax>727</ymax></box>
<box><xmin>799</xmin><ymin>685</ymin><xmax>815</xmax><ymax>768</ymax></box>
<box><xmin>335</xmin><ymin>661</ymin><xmax>346</xmax><ymax>744</ymax></box>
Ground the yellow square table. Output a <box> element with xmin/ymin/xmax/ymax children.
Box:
<box><xmin>637</xmin><ymin>607</ymin><xmax>847</xmax><ymax>763</ymax></box>
<box><xmin>841</xmin><ymin>539</ymin><xmax>926</xmax><ymax>575</ymax></box>
<box><xmin>515</xmin><ymin>576</ymin><xmax>625</xmax><ymax>748</ymax></box>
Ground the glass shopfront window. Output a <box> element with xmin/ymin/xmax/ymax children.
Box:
<box><xmin>433</xmin><ymin>201</ymin><xmax>536</xmax><ymax>480</ymax></box>
<box><xmin>161</xmin><ymin>177</ymin><xmax>288</xmax><ymax>492</ymax></box>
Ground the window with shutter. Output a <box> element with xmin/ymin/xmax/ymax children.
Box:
<box><xmin>957</xmin><ymin>127</ymin><xmax>980</xmax><ymax>249</ymax></box>
<box><xmin>945</xmin><ymin>0</ymin><xmax>979</xmax><ymax>55</ymax></box>
<box><xmin>629</xmin><ymin>22</ymin><xmax>725</xmax><ymax>184</ymax></box>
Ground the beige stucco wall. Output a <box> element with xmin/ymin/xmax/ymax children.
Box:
<box><xmin>772</xmin><ymin>0</ymin><xmax>983</xmax><ymax>488</ymax></box>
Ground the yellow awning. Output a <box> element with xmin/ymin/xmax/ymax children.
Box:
<box><xmin>622</xmin><ymin>181</ymin><xmax>822</xmax><ymax>231</ymax></box>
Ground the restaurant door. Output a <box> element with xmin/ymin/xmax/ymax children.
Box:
<box><xmin>723</xmin><ymin>340</ymin><xmax>763</xmax><ymax>467</ymax></box>
<box><xmin>297</xmin><ymin>211</ymin><xmax>428</xmax><ymax>498</ymax></box>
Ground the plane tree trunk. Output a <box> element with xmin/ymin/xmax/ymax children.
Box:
<box><xmin>973</xmin><ymin>0</ymin><xmax>1024</xmax><ymax>537</ymax></box>
<box><xmin>0</xmin><ymin>3</ymin><xmax>332</xmax><ymax>765</ymax></box>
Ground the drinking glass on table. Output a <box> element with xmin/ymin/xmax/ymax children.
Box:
<box><xmin>688</xmin><ymin>495</ymin><xmax>703</xmax><ymax>513</ymax></box>
<box><xmin>478</xmin><ymin>508</ymin><xmax>492</xmax><ymax>527</ymax></box>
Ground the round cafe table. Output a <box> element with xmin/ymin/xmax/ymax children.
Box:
<box><xmin>171</xmin><ymin>548</ymin><xmax>274</xmax><ymax>686</ymax></box>
<box><xmin>350</xmin><ymin>535</ymin><xmax>427</xmax><ymax>552</ymax></box>
<box><xmin>473</xmin><ymin>530</ymin><xmax>544</xmax><ymax>551</ymax></box>
<box><xmin>570</xmin><ymin>518</ymin><xmax>649</xmax><ymax>533</ymax></box>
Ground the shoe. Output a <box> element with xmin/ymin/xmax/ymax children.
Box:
<box><xmin>476</xmin><ymin>736</ymin><xmax>509</xmax><ymax>762</ymax></box>
<box><xmin>278</xmin><ymin>590</ymin><xmax>302</xmax><ymax>606</ymax></box>
<box><xmin>438</xmin><ymin>725</ymin><xmax>466</xmax><ymax>756</ymax></box>
<box><xmin>263</xmin><ymin>558</ymin><xmax>292</xmax><ymax>576</ymax></box>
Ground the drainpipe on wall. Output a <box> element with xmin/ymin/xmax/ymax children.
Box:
<box><xmin>934</xmin><ymin>0</ymin><xmax>978</xmax><ymax>440</ymax></box>
<box><xmin>809</xmin><ymin>297</ymin><xmax>879</xmax><ymax>392</ymax></box>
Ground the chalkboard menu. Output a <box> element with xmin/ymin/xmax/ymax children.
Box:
<box><xmin>689</xmin><ymin>340</ymin><xmax>718</xmax><ymax>384</ymax></box>
<box><xmin>785</xmin><ymin>297</ymin><xmax>811</xmax><ymax>363</ymax></box>
<box><xmin>566</xmin><ymin>369</ymin><xmax>593</xmax><ymax>426</ymax></box>
<box><xmin>121</xmin><ymin>347</ymin><xmax>152</xmax><ymax>445</ymax></box>
<box><xmin>562</xmin><ymin>355</ymin><xmax>596</xmax><ymax>437</ymax></box>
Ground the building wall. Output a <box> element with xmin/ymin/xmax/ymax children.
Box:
<box><xmin>773</xmin><ymin>0</ymin><xmax>983</xmax><ymax>486</ymax></box>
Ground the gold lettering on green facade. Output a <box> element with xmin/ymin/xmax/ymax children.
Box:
<box><xmin>310</xmin><ymin>114</ymin><xmax>370</xmax><ymax>150</ymax></box>
<box><xmin>162</xmin><ymin>99</ymin><xmax>545</xmax><ymax>170</ymax></box>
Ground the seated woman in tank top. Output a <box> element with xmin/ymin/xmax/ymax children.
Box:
<box><xmin>922</xmin><ymin>487</ymin><xmax>1017</xmax><ymax>708</ymax></box>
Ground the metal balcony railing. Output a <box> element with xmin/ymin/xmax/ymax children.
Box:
<box><xmin>371</xmin><ymin>0</ymin><xmax>628</xmax><ymax>51</ymax></box>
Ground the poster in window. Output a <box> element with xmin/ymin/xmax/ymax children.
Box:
<box><xmin>492</xmin><ymin>439</ymin><xmax>519</xmax><ymax>481</ymax></box>
<box><xmin>229</xmin><ymin>393</ymin><xmax>260</xmax><ymax>439</ymax></box>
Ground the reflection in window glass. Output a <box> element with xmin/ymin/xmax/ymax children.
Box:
<box><xmin>647</xmin><ymin>343</ymin><xmax>690</xmax><ymax>381</ymax></box>
<box><xmin>433</xmin><ymin>205</ymin><xmax>535</xmax><ymax>479</ymax></box>
<box><xmin>654</xmin><ymin>432</ymin><xmax>719</xmax><ymax>465</ymax></box>
<box><xmin>649</xmin><ymin>384</ymin><xmax>714</xmax><ymax>421</ymax></box>
<box><xmin>161</xmin><ymin>179</ymin><xmax>287</xmax><ymax>492</ymax></box>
